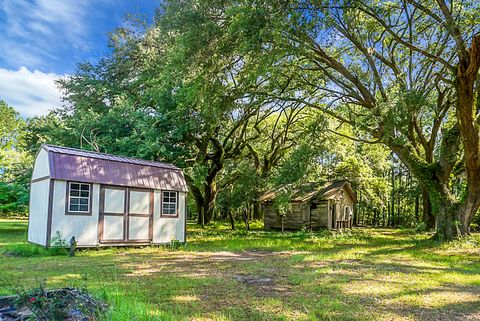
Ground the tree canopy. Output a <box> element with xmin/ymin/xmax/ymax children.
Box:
<box><xmin>19</xmin><ymin>0</ymin><xmax>480</xmax><ymax>239</ymax></box>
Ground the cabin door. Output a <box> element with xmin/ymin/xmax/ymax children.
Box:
<box><xmin>99</xmin><ymin>186</ymin><xmax>153</xmax><ymax>243</ymax></box>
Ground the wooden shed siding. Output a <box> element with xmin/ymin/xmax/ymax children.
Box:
<box><xmin>310</xmin><ymin>200</ymin><xmax>328</xmax><ymax>227</ymax></box>
<box><xmin>153</xmin><ymin>191</ymin><xmax>186</xmax><ymax>243</ymax></box>
<box><xmin>27</xmin><ymin>179</ymin><xmax>50</xmax><ymax>246</ymax></box>
<box><xmin>50</xmin><ymin>181</ymin><xmax>100</xmax><ymax>246</ymax></box>
<box><xmin>264</xmin><ymin>203</ymin><xmax>318</xmax><ymax>230</ymax></box>
<box><xmin>31</xmin><ymin>148</ymin><xmax>50</xmax><ymax>180</ymax></box>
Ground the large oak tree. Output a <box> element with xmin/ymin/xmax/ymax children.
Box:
<box><xmin>262</xmin><ymin>0</ymin><xmax>480</xmax><ymax>239</ymax></box>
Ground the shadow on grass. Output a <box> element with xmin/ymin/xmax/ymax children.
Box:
<box><xmin>1</xmin><ymin>220</ymin><xmax>480</xmax><ymax>320</ymax></box>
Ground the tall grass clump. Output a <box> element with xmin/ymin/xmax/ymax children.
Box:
<box><xmin>2</xmin><ymin>243</ymin><xmax>68</xmax><ymax>257</ymax></box>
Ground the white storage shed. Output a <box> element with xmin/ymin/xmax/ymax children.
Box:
<box><xmin>28</xmin><ymin>144</ymin><xmax>188</xmax><ymax>247</ymax></box>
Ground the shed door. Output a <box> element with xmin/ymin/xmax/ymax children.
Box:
<box><xmin>127</xmin><ymin>190</ymin><xmax>153</xmax><ymax>242</ymax></box>
<box><xmin>99</xmin><ymin>186</ymin><xmax>153</xmax><ymax>244</ymax></box>
<box><xmin>100</xmin><ymin>187</ymin><xmax>126</xmax><ymax>242</ymax></box>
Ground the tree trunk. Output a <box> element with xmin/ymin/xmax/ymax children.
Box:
<box><xmin>414</xmin><ymin>194</ymin><xmax>419</xmax><ymax>223</ymax></box>
<box><xmin>188</xmin><ymin>184</ymin><xmax>205</xmax><ymax>228</ymax></box>
<box><xmin>435</xmin><ymin>204</ymin><xmax>458</xmax><ymax>240</ymax></box>
<box><xmin>390</xmin><ymin>168</ymin><xmax>395</xmax><ymax>227</ymax></box>
<box><xmin>382</xmin><ymin>207</ymin><xmax>386</xmax><ymax>227</ymax></box>
<box><xmin>202</xmin><ymin>176</ymin><xmax>218</xmax><ymax>224</ymax></box>
<box><xmin>421</xmin><ymin>188</ymin><xmax>434</xmax><ymax>228</ymax></box>
<box><xmin>186</xmin><ymin>166</ymin><xmax>220</xmax><ymax>227</ymax></box>
<box><xmin>243</xmin><ymin>208</ymin><xmax>250</xmax><ymax>231</ymax></box>
<box><xmin>252</xmin><ymin>196</ymin><xmax>262</xmax><ymax>220</ymax></box>
<box><xmin>429</xmin><ymin>183</ymin><xmax>462</xmax><ymax>240</ymax></box>
<box><xmin>198</xmin><ymin>204</ymin><xmax>205</xmax><ymax>228</ymax></box>
<box><xmin>354</xmin><ymin>190</ymin><xmax>360</xmax><ymax>226</ymax></box>
<box><xmin>387</xmin><ymin>195</ymin><xmax>391</xmax><ymax>227</ymax></box>
<box><xmin>228</xmin><ymin>208</ymin><xmax>235</xmax><ymax>230</ymax></box>
<box><xmin>448</xmin><ymin>34</ymin><xmax>480</xmax><ymax>238</ymax></box>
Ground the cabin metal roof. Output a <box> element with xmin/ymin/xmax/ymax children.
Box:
<box><xmin>259</xmin><ymin>180</ymin><xmax>357</xmax><ymax>203</ymax></box>
<box><xmin>42</xmin><ymin>144</ymin><xmax>188</xmax><ymax>192</ymax></box>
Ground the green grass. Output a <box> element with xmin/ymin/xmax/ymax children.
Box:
<box><xmin>1</xmin><ymin>219</ymin><xmax>479</xmax><ymax>320</ymax></box>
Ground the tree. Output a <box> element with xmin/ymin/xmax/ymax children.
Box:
<box><xmin>230</xmin><ymin>0</ymin><xmax>479</xmax><ymax>239</ymax></box>
<box><xmin>272</xmin><ymin>190</ymin><xmax>292</xmax><ymax>233</ymax></box>
<box><xmin>0</xmin><ymin>101</ymin><xmax>31</xmax><ymax>215</ymax></box>
<box><xmin>36</xmin><ymin>0</ymin><xmax>308</xmax><ymax>225</ymax></box>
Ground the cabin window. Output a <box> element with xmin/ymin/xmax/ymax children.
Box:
<box><xmin>68</xmin><ymin>182</ymin><xmax>91</xmax><ymax>213</ymax></box>
<box><xmin>162</xmin><ymin>191</ymin><xmax>177</xmax><ymax>216</ymax></box>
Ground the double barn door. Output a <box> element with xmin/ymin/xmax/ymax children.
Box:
<box><xmin>99</xmin><ymin>186</ymin><xmax>153</xmax><ymax>243</ymax></box>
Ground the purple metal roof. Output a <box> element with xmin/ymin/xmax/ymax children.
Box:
<box><xmin>43</xmin><ymin>144</ymin><xmax>188</xmax><ymax>192</ymax></box>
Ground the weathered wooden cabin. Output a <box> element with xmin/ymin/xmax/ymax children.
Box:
<box><xmin>260</xmin><ymin>181</ymin><xmax>357</xmax><ymax>230</ymax></box>
<box><xmin>28</xmin><ymin>144</ymin><xmax>188</xmax><ymax>247</ymax></box>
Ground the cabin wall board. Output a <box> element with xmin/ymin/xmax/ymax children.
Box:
<box><xmin>28</xmin><ymin>179</ymin><xmax>50</xmax><ymax>246</ymax></box>
<box><xmin>310</xmin><ymin>200</ymin><xmax>328</xmax><ymax>227</ymax></box>
<box><xmin>327</xmin><ymin>200</ymin><xmax>332</xmax><ymax>229</ymax></box>
<box><xmin>264</xmin><ymin>203</ymin><xmax>312</xmax><ymax>230</ymax></box>
<box><xmin>333</xmin><ymin>193</ymin><xmax>355</xmax><ymax>222</ymax></box>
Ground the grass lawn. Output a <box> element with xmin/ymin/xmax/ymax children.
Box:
<box><xmin>0</xmin><ymin>219</ymin><xmax>479</xmax><ymax>320</ymax></box>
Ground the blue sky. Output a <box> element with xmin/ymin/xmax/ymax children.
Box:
<box><xmin>0</xmin><ymin>0</ymin><xmax>160</xmax><ymax>117</ymax></box>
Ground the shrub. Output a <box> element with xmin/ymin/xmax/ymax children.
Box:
<box><xmin>15</xmin><ymin>281</ymin><xmax>69</xmax><ymax>320</ymax></box>
<box><xmin>0</xmin><ymin>182</ymin><xmax>29</xmax><ymax>217</ymax></box>
<box><xmin>470</xmin><ymin>223</ymin><xmax>479</xmax><ymax>232</ymax></box>
<box><xmin>414</xmin><ymin>222</ymin><xmax>428</xmax><ymax>233</ymax></box>
<box><xmin>166</xmin><ymin>239</ymin><xmax>183</xmax><ymax>250</ymax></box>
<box><xmin>50</xmin><ymin>231</ymin><xmax>69</xmax><ymax>247</ymax></box>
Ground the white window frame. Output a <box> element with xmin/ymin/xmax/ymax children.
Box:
<box><xmin>68</xmin><ymin>182</ymin><xmax>91</xmax><ymax>213</ymax></box>
<box><xmin>161</xmin><ymin>191</ymin><xmax>178</xmax><ymax>216</ymax></box>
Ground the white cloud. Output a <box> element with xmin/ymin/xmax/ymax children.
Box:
<box><xmin>0</xmin><ymin>67</ymin><xmax>66</xmax><ymax>117</ymax></box>
<box><xmin>0</xmin><ymin>0</ymin><xmax>94</xmax><ymax>69</ymax></box>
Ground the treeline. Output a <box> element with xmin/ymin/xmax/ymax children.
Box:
<box><xmin>0</xmin><ymin>102</ymin><xmax>31</xmax><ymax>216</ymax></box>
<box><xmin>1</xmin><ymin>0</ymin><xmax>480</xmax><ymax>239</ymax></box>
<box><xmin>356</xmin><ymin>160</ymin><xmax>428</xmax><ymax>228</ymax></box>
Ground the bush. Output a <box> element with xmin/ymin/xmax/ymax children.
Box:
<box><xmin>414</xmin><ymin>222</ymin><xmax>428</xmax><ymax>233</ymax></box>
<box><xmin>470</xmin><ymin>223</ymin><xmax>479</xmax><ymax>232</ymax></box>
<box><xmin>0</xmin><ymin>182</ymin><xmax>29</xmax><ymax>217</ymax></box>
<box><xmin>50</xmin><ymin>231</ymin><xmax>69</xmax><ymax>247</ymax></box>
<box><xmin>165</xmin><ymin>239</ymin><xmax>184</xmax><ymax>250</ymax></box>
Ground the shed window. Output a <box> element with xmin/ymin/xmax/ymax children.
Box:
<box><xmin>68</xmin><ymin>182</ymin><xmax>91</xmax><ymax>213</ymax></box>
<box><xmin>162</xmin><ymin>191</ymin><xmax>177</xmax><ymax>216</ymax></box>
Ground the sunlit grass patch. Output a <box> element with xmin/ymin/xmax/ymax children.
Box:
<box><xmin>1</xmin><ymin>220</ymin><xmax>479</xmax><ymax>320</ymax></box>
